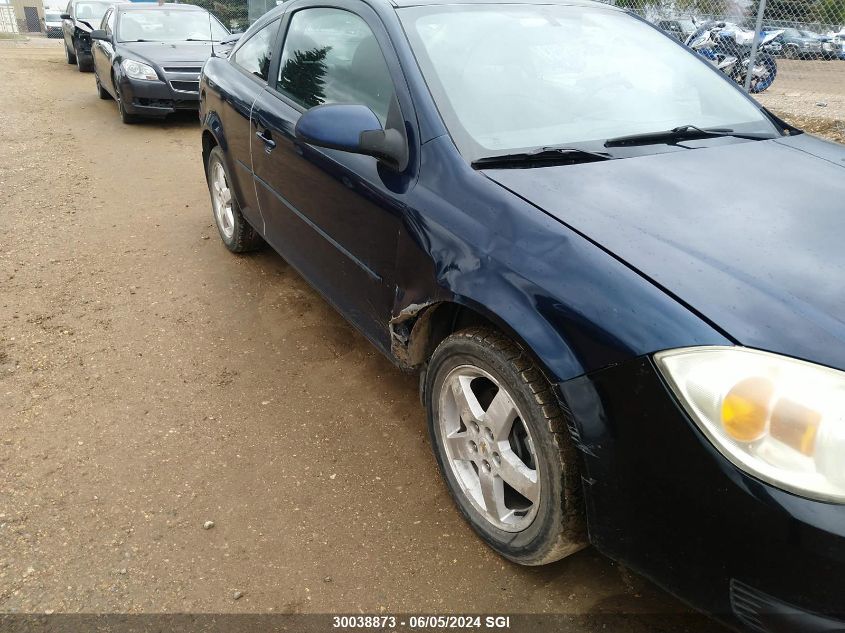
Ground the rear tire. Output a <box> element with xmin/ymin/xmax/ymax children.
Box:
<box><xmin>425</xmin><ymin>327</ymin><xmax>586</xmax><ymax>566</ymax></box>
<box><xmin>205</xmin><ymin>146</ymin><xmax>265</xmax><ymax>253</ymax></box>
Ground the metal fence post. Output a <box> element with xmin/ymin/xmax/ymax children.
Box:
<box><xmin>744</xmin><ymin>0</ymin><xmax>768</xmax><ymax>92</ymax></box>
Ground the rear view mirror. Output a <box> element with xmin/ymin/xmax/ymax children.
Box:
<box><xmin>295</xmin><ymin>104</ymin><xmax>408</xmax><ymax>171</ymax></box>
<box><xmin>60</xmin><ymin>12</ymin><xmax>71</xmax><ymax>19</ymax></box>
<box><xmin>90</xmin><ymin>29</ymin><xmax>109</xmax><ymax>41</ymax></box>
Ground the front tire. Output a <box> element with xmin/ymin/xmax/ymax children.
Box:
<box><xmin>205</xmin><ymin>146</ymin><xmax>264</xmax><ymax>253</ymax></box>
<box><xmin>425</xmin><ymin>327</ymin><xmax>586</xmax><ymax>566</ymax></box>
<box><xmin>65</xmin><ymin>41</ymin><xmax>77</xmax><ymax>65</ymax></box>
<box><xmin>114</xmin><ymin>80</ymin><xmax>137</xmax><ymax>124</ymax></box>
<box><xmin>95</xmin><ymin>74</ymin><xmax>110</xmax><ymax>100</ymax></box>
<box><xmin>74</xmin><ymin>41</ymin><xmax>92</xmax><ymax>72</ymax></box>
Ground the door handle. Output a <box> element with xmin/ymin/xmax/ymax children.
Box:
<box><xmin>255</xmin><ymin>128</ymin><xmax>276</xmax><ymax>152</ymax></box>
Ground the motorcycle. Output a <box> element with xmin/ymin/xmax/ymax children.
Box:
<box><xmin>685</xmin><ymin>21</ymin><xmax>784</xmax><ymax>93</ymax></box>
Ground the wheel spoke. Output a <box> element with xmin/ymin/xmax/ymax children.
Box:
<box><xmin>479</xmin><ymin>470</ymin><xmax>505</xmax><ymax>521</ymax></box>
<box><xmin>444</xmin><ymin>431</ymin><xmax>474</xmax><ymax>462</ymax></box>
<box><xmin>498</xmin><ymin>449</ymin><xmax>539</xmax><ymax>503</ymax></box>
<box><xmin>484</xmin><ymin>388</ymin><xmax>517</xmax><ymax>440</ymax></box>
<box><xmin>450</xmin><ymin>375</ymin><xmax>484</xmax><ymax>424</ymax></box>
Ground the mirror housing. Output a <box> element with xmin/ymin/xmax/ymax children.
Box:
<box><xmin>295</xmin><ymin>104</ymin><xmax>408</xmax><ymax>171</ymax></box>
<box><xmin>60</xmin><ymin>12</ymin><xmax>71</xmax><ymax>19</ymax></box>
<box><xmin>90</xmin><ymin>29</ymin><xmax>109</xmax><ymax>41</ymax></box>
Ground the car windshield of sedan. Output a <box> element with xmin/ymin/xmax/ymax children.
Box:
<box><xmin>45</xmin><ymin>11</ymin><xmax>62</xmax><ymax>22</ymax></box>
<box><xmin>399</xmin><ymin>4</ymin><xmax>779</xmax><ymax>160</ymax></box>
<box><xmin>74</xmin><ymin>1</ymin><xmax>110</xmax><ymax>24</ymax></box>
<box><xmin>117</xmin><ymin>10</ymin><xmax>228</xmax><ymax>42</ymax></box>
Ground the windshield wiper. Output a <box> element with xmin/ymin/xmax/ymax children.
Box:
<box><xmin>471</xmin><ymin>146</ymin><xmax>612</xmax><ymax>169</ymax></box>
<box><xmin>185</xmin><ymin>38</ymin><xmax>214</xmax><ymax>41</ymax></box>
<box><xmin>604</xmin><ymin>125</ymin><xmax>772</xmax><ymax>148</ymax></box>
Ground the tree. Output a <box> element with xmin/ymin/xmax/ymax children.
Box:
<box><xmin>278</xmin><ymin>46</ymin><xmax>331</xmax><ymax>109</ymax></box>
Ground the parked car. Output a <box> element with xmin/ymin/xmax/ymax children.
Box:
<box><xmin>657</xmin><ymin>18</ymin><xmax>696</xmax><ymax>41</ymax></box>
<box><xmin>90</xmin><ymin>2</ymin><xmax>229</xmax><ymax>123</ymax></box>
<box><xmin>200</xmin><ymin>0</ymin><xmax>845</xmax><ymax>631</ymax></box>
<box><xmin>804</xmin><ymin>30</ymin><xmax>843</xmax><ymax>59</ymax></box>
<box><xmin>774</xmin><ymin>27</ymin><xmax>823</xmax><ymax>58</ymax></box>
<box><xmin>61</xmin><ymin>0</ymin><xmax>116</xmax><ymax>71</ymax></box>
<box><xmin>44</xmin><ymin>9</ymin><xmax>64</xmax><ymax>38</ymax></box>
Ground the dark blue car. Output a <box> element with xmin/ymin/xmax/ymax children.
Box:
<box><xmin>198</xmin><ymin>0</ymin><xmax>845</xmax><ymax>630</ymax></box>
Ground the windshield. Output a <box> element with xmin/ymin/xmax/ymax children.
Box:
<box><xmin>74</xmin><ymin>2</ymin><xmax>110</xmax><ymax>24</ymax></box>
<box><xmin>45</xmin><ymin>11</ymin><xmax>62</xmax><ymax>21</ymax></box>
<box><xmin>117</xmin><ymin>9</ymin><xmax>228</xmax><ymax>42</ymax></box>
<box><xmin>399</xmin><ymin>5</ymin><xmax>778</xmax><ymax>160</ymax></box>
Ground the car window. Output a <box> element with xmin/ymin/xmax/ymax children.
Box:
<box><xmin>117</xmin><ymin>9</ymin><xmax>228</xmax><ymax>42</ymax></box>
<box><xmin>74</xmin><ymin>1</ymin><xmax>110</xmax><ymax>25</ymax></box>
<box><xmin>400</xmin><ymin>5</ymin><xmax>777</xmax><ymax>159</ymax></box>
<box><xmin>277</xmin><ymin>8</ymin><xmax>394</xmax><ymax>124</ymax></box>
<box><xmin>231</xmin><ymin>18</ymin><xmax>279</xmax><ymax>82</ymax></box>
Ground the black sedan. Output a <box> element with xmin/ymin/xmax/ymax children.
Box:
<box><xmin>61</xmin><ymin>0</ymin><xmax>117</xmax><ymax>71</ymax></box>
<box><xmin>91</xmin><ymin>3</ymin><xmax>229</xmax><ymax>123</ymax></box>
<box><xmin>200</xmin><ymin>0</ymin><xmax>845</xmax><ymax>631</ymax></box>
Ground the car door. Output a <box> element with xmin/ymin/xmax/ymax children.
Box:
<box><xmin>92</xmin><ymin>7</ymin><xmax>115</xmax><ymax>88</ymax></box>
<box><xmin>250</xmin><ymin>1</ymin><xmax>412</xmax><ymax>351</ymax></box>
<box><xmin>62</xmin><ymin>0</ymin><xmax>73</xmax><ymax>49</ymax></box>
<box><xmin>216</xmin><ymin>17</ymin><xmax>282</xmax><ymax>234</ymax></box>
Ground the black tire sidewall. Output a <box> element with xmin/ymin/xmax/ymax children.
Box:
<box><xmin>425</xmin><ymin>336</ymin><xmax>568</xmax><ymax>562</ymax></box>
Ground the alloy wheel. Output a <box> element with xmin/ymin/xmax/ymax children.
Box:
<box><xmin>211</xmin><ymin>161</ymin><xmax>235</xmax><ymax>240</ymax></box>
<box><xmin>437</xmin><ymin>365</ymin><xmax>540</xmax><ymax>532</ymax></box>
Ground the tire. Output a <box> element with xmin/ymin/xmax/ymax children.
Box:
<box><xmin>114</xmin><ymin>80</ymin><xmax>138</xmax><ymax>124</ymax></box>
<box><xmin>785</xmin><ymin>45</ymin><xmax>799</xmax><ymax>60</ymax></box>
<box><xmin>205</xmin><ymin>146</ymin><xmax>265</xmax><ymax>253</ymax></box>
<box><xmin>74</xmin><ymin>41</ymin><xmax>92</xmax><ymax>72</ymax></box>
<box><xmin>744</xmin><ymin>54</ymin><xmax>778</xmax><ymax>94</ymax></box>
<box><xmin>65</xmin><ymin>41</ymin><xmax>76</xmax><ymax>65</ymax></box>
<box><xmin>425</xmin><ymin>327</ymin><xmax>586</xmax><ymax>566</ymax></box>
<box><xmin>95</xmin><ymin>74</ymin><xmax>110</xmax><ymax>100</ymax></box>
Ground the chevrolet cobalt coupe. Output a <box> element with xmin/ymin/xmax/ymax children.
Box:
<box><xmin>199</xmin><ymin>0</ymin><xmax>845</xmax><ymax>630</ymax></box>
<box><xmin>91</xmin><ymin>3</ymin><xmax>229</xmax><ymax>123</ymax></box>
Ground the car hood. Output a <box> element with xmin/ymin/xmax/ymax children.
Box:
<box><xmin>74</xmin><ymin>19</ymin><xmax>97</xmax><ymax>32</ymax></box>
<box><xmin>119</xmin><ymin>41</ymin><xmax>214</xmax><ymax>65</ymax></box>
<box><xmin>483</xmin><ymin>134</ymin><xmax>845</xmax><ymax>371</ymax></box>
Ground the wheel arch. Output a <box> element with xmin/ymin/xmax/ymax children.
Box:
<box><xmin>391</xmin><ymin>296</ymin><xmax>577</xmax><ymax>402</ymax></box>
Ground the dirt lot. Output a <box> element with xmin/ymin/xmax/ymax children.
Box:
<box><xmin>3</xmin><ymin>38</ymin><xmax>833</xmax><ymax>630</ymax></box>
<box><xmin>756</xmin><ymin>58</ymin><xmax>845</xmax><ymax>143</ymax></box>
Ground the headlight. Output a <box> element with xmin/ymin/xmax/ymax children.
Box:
<box><xmin>655</xmin><ymin>347</ymin><xmax>845</xmax><ymax>502</ymax></box>
<box><xmin>122</xmin><ymin>59</ymin><xmax>158</xmax><ymax>81</ymax></box>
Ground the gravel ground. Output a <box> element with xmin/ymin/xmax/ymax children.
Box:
<box><xmin>3</xmin><ymin>36</ymin><xmax>839</xmax><ymax>630</ymax></box>
<box><xmin>755</xmin><ymin>58</ymin><xmax>845</xmax><ymax>143</ymax></box>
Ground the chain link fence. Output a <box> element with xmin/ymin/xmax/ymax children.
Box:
<box><xmin>603</xmin><ymin>0</ymin><xmax>844</xmax><ymax>140</ymax></box>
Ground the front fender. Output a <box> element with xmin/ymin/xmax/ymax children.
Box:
<box><xmin>395</xmin><ymin>135</ymin><xmax>731</xmax><ymax>385</ymax></box>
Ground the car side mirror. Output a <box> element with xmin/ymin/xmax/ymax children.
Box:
<box><xmin>60</xmin><ymin>12</ymin><xmax>71</xmax><ymax>19</ymax></box>
<box><xmin>295</xmin><ymin>104</ymin><xmax>408</xmax><ymax>171</ymax></box>
<box><xmin>90</xmin><ymin>29</ymin><xmax>109</xmax><ymax>41</ymax></box>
